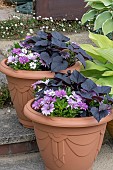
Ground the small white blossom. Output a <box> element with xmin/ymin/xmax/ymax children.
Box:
<box><xmin>15</xmin><ymin>24</ymin><xmax>17</xmax><ymax>27</ymax></box>
<box><xmin>21</xmin><ymin>31</ymin><xmax>24</xmax><ymax>34</ymax></box>
<box><xmin>29</xmin><ymin>62</ymin><xmax>37</xmax><ymax>69</ymax></box>
<box><xmin>29</xmin><ymin>29</ymin><xmax>34</xmax><ymax>34</ymax></box>
<box><xmin>39</xmin><ymin>16</ymin><xmax>41</xmax><ymax>18</ymax></box>
<box><xmin>78</xmin><ymin>21</ymin><xmax>81</xmax><ymax>24</ymax></box>
<box><xmin>88</xmin><ymin>27</ymin><xmax>91</xmax><ymax>30</ymax></box>
<box><xmin>33</xmin><ymin>17</ymin><xmax>35</xmax><ymax>19</ymax></box>
<box><xmin>75</xmin><ymin>18</ymin><xmax>78</xmax><ymax>21</ymax></box>
<box><xmin>50</xmin><ymin>17</ymin><xmax>53</xmax><ymax>20</ymax></box>
<box><xmin>1</xmin><ymin>26</ymin><xmax>3</xmax><ymax>29</ymax></box>
<box><xmin>63</xmin><ymin>28</ymin><xmax>65</xmax><ymax>32</ymax></box>
<box><xmin>20</xmin><ymin>23</ymin><xmax>23</xmax><ymax>26</ymax></box>
<box><xmin>22</xmin><ymin>48</ymin><xmax>27</xmax><ymax>54</ymax></box>
<box><xmin>46</xmin><ymin>26</ymin><xmax>49</xmax><ymax>29</ymax></box>
<box><xmin>52</xmin><ymin>28</ymin><xmax>55</xmax><ymax>31</ymax></box>
<box><xmin>69</xmin><ymin>24</ymin><xmax>71</xmax><ymax>27</ymax></box>
<box><xmin>6</xmin><ymin>27</ymin><xmax>8</xmax><ymax>30</ymax></box>
<box><xmin>63</xmin><ymin>18</ymin><xmax>66</xmax><ymax>21</ymax></box>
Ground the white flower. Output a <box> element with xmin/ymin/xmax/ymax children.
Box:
<box><xmin>22</xmin><ymin>48</ymin><xmax>27</xmax><ymax>54</ymax></box>
<box><xmin>6</xmin><ymin>27</ymin><xmax>8</xmax><ymax>30</ymax></box>
<box><xmin>20</xmin><ymin>23</ymin><xmax>23</xmax><ymax>26</ymax></box>
<box><xmin>88</xmin><ymin>27</ymin><xmax>91</xmax><ymax>30</ymax></box>
<box><xmin>69</xmin><ymin>24</ymin><xmax>71</xmax><ymax>27</ymax></box>
<box><xmin>46</xmin><ymin>26</ymin><xmax>49</xmax><ymax>29</ymax></box>
<box><xmin>21</xmin><ymin>31</ymin><xmax>23</xmax><ymax>34</ymax></box>
<box><xmin>52</xmin><ymin>28</ymin><xmax>55</xmax><ymax>31</ymax></box>
<box><xmin>75</xmin><ymin>18</ymin><xmax>78</xmax><ymax>21</ymax></box>
<box><xmin>1</xmin><ymin>26</ymin><xmax>3</xmax><ymax>29</ymax></box>
<box><xmin>78</xmin><ymin>21</ymin><xmax>81</xmax><ymax>24</ymax></box>
<box><xmin>29</xmin><ymin>29</ymin><xmax>34</xmax><ymax>34</ymax></box>
<box><xmin>39</xmin><ymin>16</ymin><xmax>41</xmax><ymax>18</ymax></box>
<box><xmin>63</xmin><ymin>28</ymin><xmax>65</xmax><ymax>32</ymax></box>
<box><xmin>27</xmin><ymin>33</ymin><xmax>31</xmax><ymax>36</ymax></box>
<box><xmin>29</xmin><ymin>62</ymin><xmax>37</xmax><ymax>69</ymax></box>
<box><xmin>37</xmin><ymin>17</ymin><xmax>39</xmax><ymax>20</ymax></box>
<box><xmin>15</xmin><ymin>24</ymin><xmax>17</xmax><ymax>27</ymax></box>
<box><xmin>33</xmin><ymin>17</ymin><xmax>35</xmax><ymax>19</ymax></box>
<box><xmin>42</xmin><ymin>26</ymin><xmax>45</xmax><ymax>28</ymax></box>
<box><xmin>50</xmin><ymin>17</ymin><xmax>53</xmax><ymax>20</ymax></box>
<box><xmin>63</xmin><ymin>18</ymin><xmax>66</xmax><ymax>21</ymax></box>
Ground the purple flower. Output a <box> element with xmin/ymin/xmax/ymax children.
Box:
<box><xmin>19</xmin><ymin>56</ymin><xmax>29</xmax><ymax>64</ymax></box>
<box><xmin>32</xmin><ymin>79</ymin><xmax>49</xmax><ymax>90</ymax></box>
<box><xmin>39</xmin><ymin>59</ymin><xmax>47</xmax><ymax>67</ymax></box>
<box><xmin>68</xmin><ymin>98</ymin><xmax>79</xmax><ymax>109</ymax></box>
<box><xmin>72</xmin><ymin>92</ymin><xmax>82</xmax><ymax>102</ymax></box>
<box><xmin>41</xmin><ymin>96</ymin><xmax>56</xmax><ymax>104</ymax></box>
<box><xmin>41</xmin><ymin>103</ymin><xmax>55</xmax><ymax>115</ymax></box>
<box><xmin>12</xmin><ymin>48</ymin><xmax>21</xmax><ymax>54</ymax></box>
<box><xmin>32</xmin><ymin>98</ymin><xmax>43</xmax><ymax>110</ymax></box>
<box><xmin>78</xmin><ymin>102</ymin><xmax>88</xmax><ymax>111</ymax></box>
<box><xmin>55</xmin><ymin>89</ymin><xmax>66</xmax><ymax>99</ymax></box>
<box><xmin>44</xmin><ymin>89</ymin><xmax>55</xmax><ymax>96</ymax></box>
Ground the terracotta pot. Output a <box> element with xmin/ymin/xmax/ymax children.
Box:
<box><xmin>24</xmin><ymin>99</ymin><xmax>113</xmax><ymax>170</ymax></box>
<box><xmin>0</xmin><ymin>59</ymin><xmax>80</xmax><ymax>128</ymax></box>
<box><xmin>107</xmin><ymin>120</ymin><xmax>113</xmax><ymax>138</ymax></box>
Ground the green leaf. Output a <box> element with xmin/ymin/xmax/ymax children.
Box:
<box><xmin>102</xmin><ymin>18</ymin><xmax>113</xmax><ymax>35</ymax></box>
<box><xmin>90</xmin><ymin>2</ymin><xmax>106</xmax><ymax>9</ymax></box>
<box><xmin>105</xmin><ymin>63</ymin><xmax>113</xmax><ymax>70</ymax></box>
<box><xmin>102</xmin><ymin>71</ymin><xmax>113</xmax><ymax>76</ymax></box>
<box><xmin>81</xmin><ymin>69</ymin><xmax>104</xmax><ymax>78</ymax></box>
<box><xmin>82</xmin><ymin>10</ymin><xmax>97</xmax><ymax>24</ymax></box>
<box><xmin>89</xmin><ymin>32</ymin><xmax>113</xmax><ymax>48</ymax></box>
<box><xmin>80</xmin><ymin>44</ymin><xmax>107</xmax><ymax>63</ymax></box>
<box><xmin>96</xmin><ymin>48</ymin><xmax>113</xmax><ymax>64</ymax></box>
<box><xmin>94</xmin><ymin>11</ymin><xmax>112</xmax><ymax>30</ymax></box>
<box><xmin>82</xmin><ymin>60</ymin><xmax>108</xmax><ymax>71</ymax></box>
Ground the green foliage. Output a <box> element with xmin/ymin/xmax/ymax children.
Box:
<box><xmin>0</xmin><ymin>16</ymin><xmax>86</xmax><ymax>40</ymax></box>
<box><xmin>0</xmin><ymin>84</ymin><xmax>11</xmax><ymax>108</ymax></box>
<box><xmin>81</xmin><ymin>32</ymin><xmax>113</xmax><ymax>94</ymax></box>
<box><xmin>82</xmin><ymin>0</ymin><xmax>113</xmax><ymax>35</ymax></box>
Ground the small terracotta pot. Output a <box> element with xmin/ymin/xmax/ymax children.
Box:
<box><xmin>24</xmin><ymin>99</ymin><xmax>113</xmax><ymax>170</ymax></box>
<box><xmin>0</xmin><ymin>59</ymin><xmax>80</xmax><ymax>128</ymax></box>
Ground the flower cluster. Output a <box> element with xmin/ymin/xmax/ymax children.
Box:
<box><xmin>32</xmin><ymin>87</ymin><xmax>88</xmax><ymax>117</ymax></box>
<box><xmin>31</xmin><ymin>70</ymin><xmax>113</xmax><ymax>121</ymax></box>
<box><xmin>7</xmin><ymin>40</ymin><xmax>47</xmax><ymax>70</ymax></box>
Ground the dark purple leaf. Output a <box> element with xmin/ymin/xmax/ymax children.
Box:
<box><xmin>37</xmin><ymin>30</ymin><xmax>48</xmax><ymax>39</ymax></box>
<box><xmin>76</xmin><ymin>53</ymin><xmax>86</xmax><ymax>68</ymax></box>
<box><xmin>51</xmin><ymin>56</ymin><xmax>68</xmax><ymax>72</ymax></box>
<box><xmin>52</xmin><ymin>37</ymin><xmax>67</xmax><ymax>48</ymax></box>
<box><xmin>76</xmin><ymin>91</ymin><xmax>93</xmax><ymax>99</ymax></box>
<box><xmin>70</xmin><ymin>70</ymin><xmax>86</xmax><ymax>84</ymax></box>
<box><xmin>32</xmin><ymin>46</ymin><xmax>46</xmax><ymax>53</ymax></box>
<box><xmin>55</xmin><ymin>73</ymin><xmax>71</xmax><ymax>85</ymax></box>
<box><xmin>81</xmin><ymin>79</ymin><xmax>97</xmax><ymax>92</ymax></box>
<box><xmin>40</xmin><ymin>52</ymin><xmax>52</xmax><ymax>66</ymax></box>
<box><xmin>91</xmin><ymin>107</ymin><xmax>109</xmax><ymax>122</ymax></box>
<box><xmin>52</xmin><ymin>31</ymin><xmax>70</xmax><ymax>42</ymax></box>
<box><xmin>93</xmin><ymin>86</ymin><xmax>111</xmax><ymax>95</ymax></box>
<box><xmin>99</xmin><ymin>103</ymin><xmax>109</xmax><ymax>111</ymax></box>
<box><xmin>35</xmin><ymin>40</ymin><xmax>48</xmax><ymax>46</ymax></box>
<box><xmin>92</xmin><ymin>96</ymin><xmax>104</xmax><ymax>102</ymax></box>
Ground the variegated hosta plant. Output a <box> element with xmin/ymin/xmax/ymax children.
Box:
<box><xmin>80</xmin><ymin>32</ymin><xmax>113</xmax><ymax>94</ymax></box>
<box><xmin>82</xmin><ymin>0</ymin><xmax>113</xmax><ymax>36</ymax></box>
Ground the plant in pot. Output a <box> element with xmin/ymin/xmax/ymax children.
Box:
<box><xmin>80</xmin><ymin>32</ymin><xmax>113</xmax><ymax>138</ymax></box>
<box><xmin>0</xmin><ymin>30</ymin><xmax>91</xmax><ymax>128</ymax></box>
<box><xmin>24</xmin><ymin>70</ymin><xmax>113</xmax><ymax>170</ymax></box>
<box><xmin>81</xmin><ymin>0</ymin><xmax>113</xmax><ymax>37</ymax></box>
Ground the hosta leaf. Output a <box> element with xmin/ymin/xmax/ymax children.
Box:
<box><xmin>89</xmin><ymin>32</ymin><xmax>113</xmax><ymax>48</ymax></box>
<box><xmin>82</xmin><ymin>60</ymin><xmax>108</xmax><ymax>71</ymax></box>
<box><xmin>96</xmin><ymin>48</ymin><xmax>113</xmax><ymax>64</ymax></box>
<box><xmin>94</xmin><ymin>11</ymin><xmax>112</xmax><ymax>30</ymax></box>
<box><xmin>80</xmin><ymin>44</ymin><xmax>107</xmax><ymax>63</ymax></box>
<box><xmin>86</xmin><ymin>0</ymin><xmax>112</xmax><ymax>6</ymax></box>
<box><xmin>102</xmin><ymin>18</ymin><xmax>113</xmax><ymax>35</ymax></box>
<box><xmin>102</xmin><ymin>71</ymin><xmax>113</xmax><ymax>76</ymax></box>
<box><xmin>90</xmin><ymin>2</ymin><xmax>106</xmax><ymax>9</ymax></box>
<box><xmin>81</xmin><ymin>69</ymin><xmax>104</xmax><ymax>79</ymax></box>
<box><xmin>82</xmin><ymin>10</ymin><xmax>97</xmax><ymax>24</ymax></box>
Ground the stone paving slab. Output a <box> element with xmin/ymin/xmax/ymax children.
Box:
<box><xmin>0</xmin><ymin>108</ymin><xmax>35</xmax><ymax>145</ymax></box>
<box><xmin>0</xmin><ymin>143</ymin><xmax>113</xmax><ymax>170</ymax></box>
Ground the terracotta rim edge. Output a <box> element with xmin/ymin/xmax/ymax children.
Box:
<box><xmin>24</xmin><ymin>99</ymin><xmax>113</xmax><ymax>128</ymax></box>
<box><xmin>0</xmin><ymin>59</ymin><xmax>80</xmax><ymax>79</ymax></box>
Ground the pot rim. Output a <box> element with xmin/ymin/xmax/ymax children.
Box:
<box><xmin>0</xmin><ymin>59</ymin><xmax>80</xmax><ymax>79</ymax></box>
<box><xmin>24</xmin><ymin>99</ymin><xmax>113</xmax><ymax>128</ymax></box>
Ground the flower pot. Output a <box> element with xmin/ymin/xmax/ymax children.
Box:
<box><xmin>0</xmin><ymin>59</ymin><xmax>80</xmax><ymax>128</ymax></box>
<box><xmin>107</xmin><ymin>120</ymin><xmax>113</xmax><ymax>138</ymax></box>
<box><xmin>24</xmin><ymin>99</ymin><xmax>113</xmax><ymax>170</ymax></box>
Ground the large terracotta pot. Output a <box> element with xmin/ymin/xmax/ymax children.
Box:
<box><xmin>24</xmin><ymin>99</ymin><xmax>113</xmax><ymax>170</ymax></box>
<box><xmin>0</xmin><ymin>59</ymin><xmax>80</xmax><ymax>128</ymax></box>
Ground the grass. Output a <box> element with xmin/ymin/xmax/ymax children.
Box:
<box><xmin>0</xmin><ymin>16</ymin><xmax>90</xmax><ymax>40</ymax></box>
